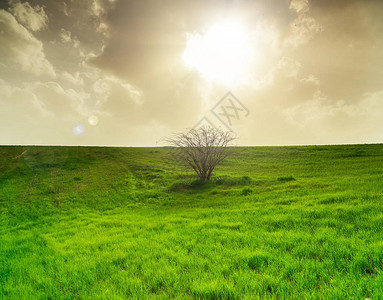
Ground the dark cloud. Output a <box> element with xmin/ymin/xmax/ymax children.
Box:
<box><xmin>287</xmin><ymin>0</ymin><xmax>383</xmax><ymax>103</ymax></box>
<box><xmin>88</xmin><ymin>0</ymin><xmax>294</xmax><ymax>85</ymax></box>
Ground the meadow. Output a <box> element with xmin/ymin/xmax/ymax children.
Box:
<box><xmin>1</xmin><ymin>144</ymin><xmax>383</xmax><ymax>299</ymax></box>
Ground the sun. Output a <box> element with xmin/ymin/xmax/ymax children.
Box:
<box><xmin>183</xmin><ymin>21</ymin><xmax>255</xmax><ymax>86</ymax></box>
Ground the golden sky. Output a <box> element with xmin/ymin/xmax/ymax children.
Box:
<box><xmin>1</xmin><ymin>0</ymin><xmax>383</xmax><ymax>145</ymax></box>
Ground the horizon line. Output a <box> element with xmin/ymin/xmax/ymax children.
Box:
<box><xmin>0</xmin><ymin>142</ymin><xmax>382</xmax><ymax>148</ymax></box>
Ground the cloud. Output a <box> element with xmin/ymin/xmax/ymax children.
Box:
<box><xmin>237</xmin><ymin>82</ymin><xmax>383</xmax><ymax>146</ymax></box>
<box><xmin>289</xmin><ymin>0</ymin><xmax>309</xmax><ymax>13</ymax></box>
<box><xmin>91</xmin><ymin>0</ymin><xmax>116</xmax><ymax>36</ymax></box>
<box><xmin>27</xmin><ymin>81</ymin><xmax>89</xmax><ymax>119</ymax></box>
<box><xmin>91</xmin><ymin>0</ymin><xmax>115</xmax><ymax>17</ymax></box>
<box><xmin>61</xmin><ymin>71</ymin><xmax>84</xmax><ymax>86</ymax></box>
<box><xmin>0</xmin><ymin>79</ymin><xmax>89</xmax><ymax>121</ymax></box>
<box><xmin>9</xmin><ymin>1</ymin><xmax>48</xmax><ymax>32</ymax></box>
<box><xmin>287</xmin><ymin>0</ymin><xmax>383</xmax><ymax>104</ymax></box>
<box><xmin>0</xmin><ymin>79</ymin><xmax>48</xmax><ymax>144</ymax></box>
<box><xmin>285</xmin><ymin>0</ymin><xmax>323</xmax><ymax>47</ymax></box>
<box><xmin>0</xmin><ymin>10</ymin><xmax>55</xmax><ymax>77</ymax></box>
<box><xmin>287</xmin><ymin>14</ymin><xmax>323</xmax><ymax>47</ymax></box>
<box><xmin>60</xmin><ymin>28</ymin><xmax>72</xmax><ymax>43</ymax></box>
<box><xmin>274</xmin><ymin>57</ymin><xmax>302</xmax><ymax>79</ymax></box>
<box><xmin>0</xmin><ymin>78</ymin><xmax>14</xmax><ymax>98</ymax></box>
<box><xmin>87</xmin><ymin>0</ymin><xmax>202</xmax><ymax>84</ymax></box>
<box><xmin>0</xmin><ymin>78</ymin><xmax>94</xmax><ymax>144</ymax></box>
<box><xmin>1</xmin><ymin>0</ymin><xmax>383</xmax><ymax>146</ymax></box>
<box><xmin>281</xmin><ymin>89</ymin><xmax>383</xmax><ymax>144</ymax></box>
<box><xmin>246</xmin><ymin>56</ymin><xmax>320</xmax><ymax>110</ymax></box>
<box><xmin>61</xmin><ymin>1</ymin><xmax>69</xmax><ymax>16</ymax></box>
<box><xmin>59</xmin><ymin>28</ymin><xmax>80</xmax><ymax>48</ymax></box>
<box><xmin>94</xmin><ymin>75</ymin><xmax>142</xmax><ymax>110</ymax></box>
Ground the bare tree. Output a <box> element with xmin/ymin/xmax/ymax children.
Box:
<box><xmin>166</xmin><ymin>126</ymin><xmax>236</xmax><ymax>181</ymax></box>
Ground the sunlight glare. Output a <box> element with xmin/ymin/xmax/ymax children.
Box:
<box><xmin>183</xmin><ymin>21</ymin><xmax>255</xmax><ymax>86</ymax></box>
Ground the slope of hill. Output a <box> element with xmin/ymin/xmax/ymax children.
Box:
<box><xmin>1</xmin><ymin>145</ymin><xmax>383</xmax><ymax>298</ymax></box>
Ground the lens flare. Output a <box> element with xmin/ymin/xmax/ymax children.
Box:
<box><xmin>72</xmin><ymin>124</ymin><xmax>85</xmax><ymax>136</ymax></box>
<box><xmin>88</xmin><ymin>115</ymin><xmax>99</xmax><ymax>126</ymax></box>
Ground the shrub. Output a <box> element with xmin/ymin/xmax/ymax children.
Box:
<box><xmin>277</xmin><ymin>176</ymin><xmax>295</xmax><ymax>183</ymax></box>
<box><xmin>241</xmin><ymin>187</ymin><xmax>253</xmax><ymax>196</ymax></box>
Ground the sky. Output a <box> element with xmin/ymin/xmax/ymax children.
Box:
<box><xmin>1</xmin><ymin>0</ymin><xmax>383</xmax><ymax>146</ymax></box>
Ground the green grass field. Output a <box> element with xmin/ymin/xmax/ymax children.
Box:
<box><xmin>1</xmin><ymin>145</ymin><xmax>383</xmax><ymax>299</ymax></box>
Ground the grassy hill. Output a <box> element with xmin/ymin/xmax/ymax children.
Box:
<box><xmin>1</xmin><ymin>145</ymin><xmax>383</xmax><ymax>299</ymax></box>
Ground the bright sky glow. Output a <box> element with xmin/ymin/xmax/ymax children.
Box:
<box><xmin>183</xmin><ymin>22</ymin><xmax>255</xmax><ymax>86</ymax></box>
